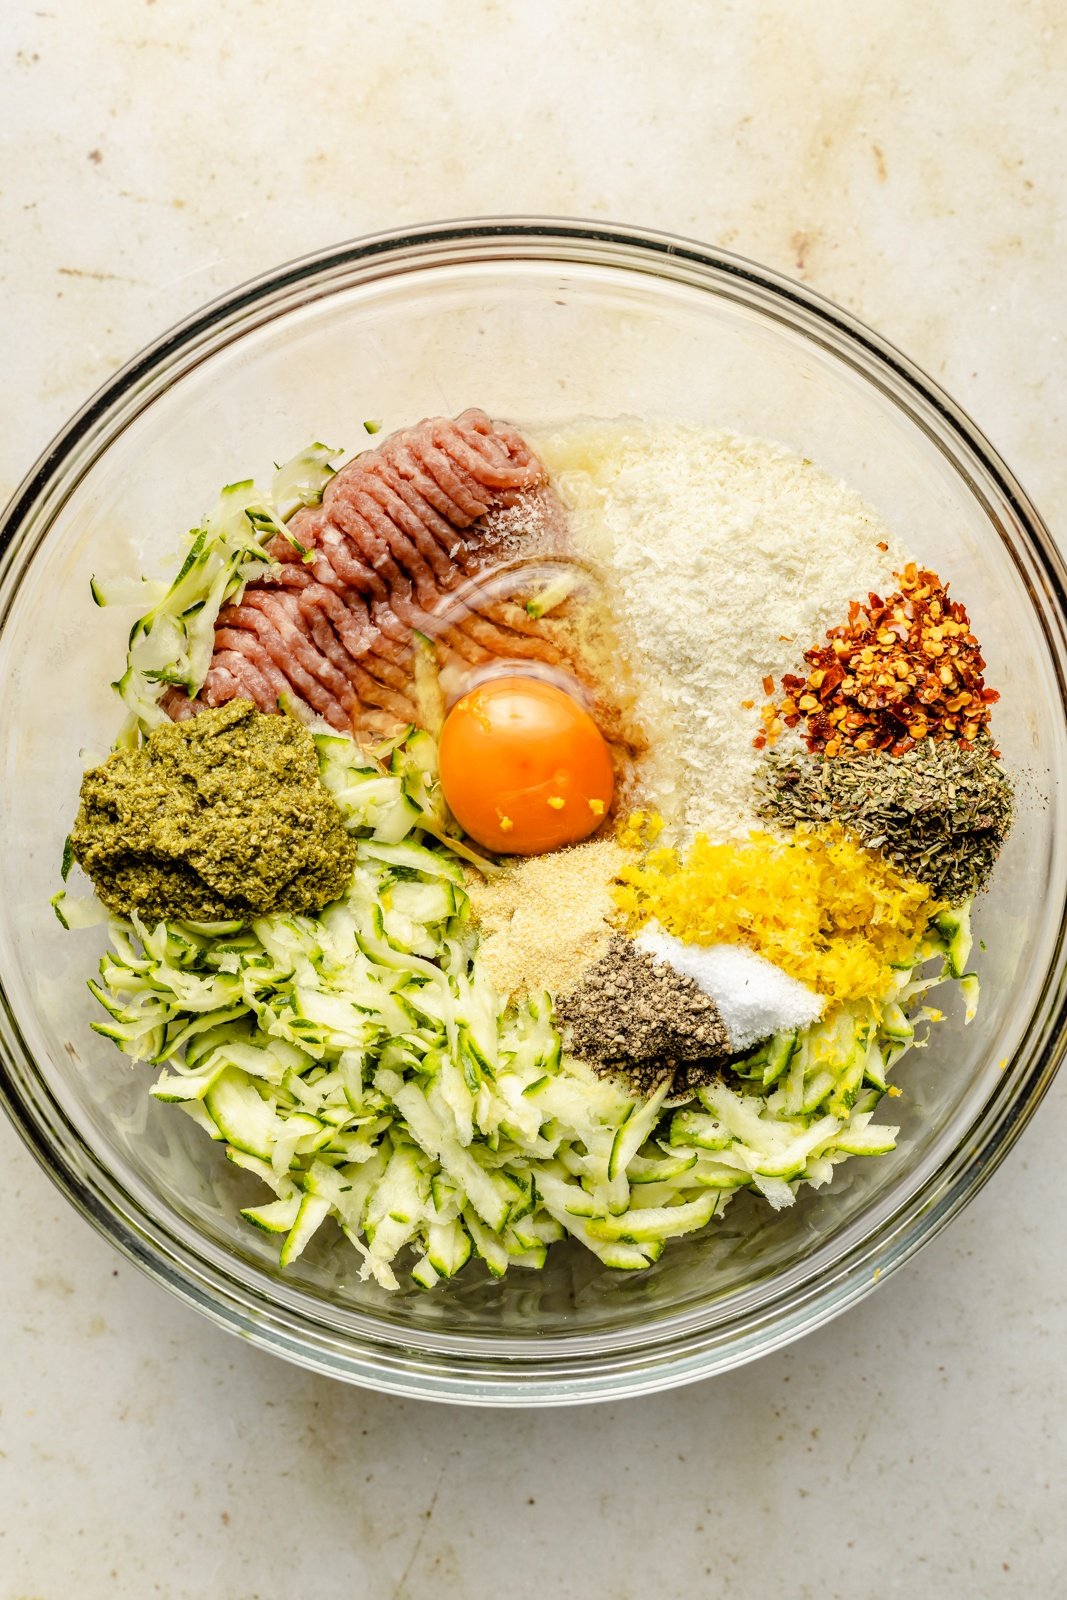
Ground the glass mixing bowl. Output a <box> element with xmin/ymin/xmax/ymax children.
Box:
<box><xmin>2</xmin><ymin>220</ymin><xmax>1065</xmax><ymax>1405</ymax></box>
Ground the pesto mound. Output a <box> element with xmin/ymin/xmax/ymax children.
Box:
<box><xmin>71</xmin><ymin>700</ymin><xmax>357</xmax><ymax>923</ymax></box>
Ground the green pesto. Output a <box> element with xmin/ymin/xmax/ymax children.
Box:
<box><xmin>71</xmin><ymin>700</ymin><xmax>357</xmax><ymax>924</ymax></box>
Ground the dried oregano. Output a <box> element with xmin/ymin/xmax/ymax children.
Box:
<box><xmin>754</xmin><ymin>738</ymin><xmax>1014</xmax><ymax>903</ymax></box>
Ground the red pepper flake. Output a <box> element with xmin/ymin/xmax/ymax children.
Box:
<box><xmin>763</xmin><ymin>568</ymin><xmax>1000</xmax><ymax>756</ymax></box>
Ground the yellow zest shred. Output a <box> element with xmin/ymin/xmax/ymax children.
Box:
<box><xmin>613</xmin><ymin>824</ymin><xmax>939</xmax><ymax>1005</ymax></box>
<box><xmin>616</xmin><ymin>809</ymin><xmax>664</xmax><ymax>851</ymax></box>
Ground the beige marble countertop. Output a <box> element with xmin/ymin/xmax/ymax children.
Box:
<box><xmin>2</xmin><ymin>2</ymin><xmax>1065</xmax><ymax>1595</ymax></box>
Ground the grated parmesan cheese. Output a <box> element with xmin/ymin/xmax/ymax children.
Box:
<box><xmin>533</xmin><ymin>421</ymin><xmax>905</xmax><ymax>842</ymax></box>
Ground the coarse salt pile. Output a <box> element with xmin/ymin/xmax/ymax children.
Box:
<box><xmin>635</xmin><ymin>925</ymin><xmax>823</xmax><ymax>1052</ymax></box>
<box><xmin>535</xmin><ymin>421</ymin><xmax>903</xmax><ymax>842</ymax></box>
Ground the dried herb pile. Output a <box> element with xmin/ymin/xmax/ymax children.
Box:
<box><xmin>758</xmin><ymin>565</ymin><xmax>999</xmax><ymax>757</ymax></box>
<box><xmin>754</xmin><ymin>738</ymin><xmax>1014</xmax><ymax>903</ymax></box>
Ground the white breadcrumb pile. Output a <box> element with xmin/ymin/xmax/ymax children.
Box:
<box><xmin>635</xmin><ymin>925</ymin><xmax>823</xmax><ymax>1051</ymax></box>
<box><xmin>533</xmin><ymin>420</ymin><xmax>904</xmax><ymax>842</ymax></box>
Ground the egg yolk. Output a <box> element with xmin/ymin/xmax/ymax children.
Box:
<box><xmin>438</xmin><ymin>676</ymin><xmax>614</xmax><ymax>855</ymax></box>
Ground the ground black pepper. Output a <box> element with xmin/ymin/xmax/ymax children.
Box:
<box><xmin>555</xmin><ymin>935</ymin><xmax>730</xmax><ymax>1096</ymax></box>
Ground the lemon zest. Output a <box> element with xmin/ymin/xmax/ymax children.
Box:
<box><xmin>616</xmin><ymin>809</ymin><xmax>664</xmax><ymax>851</ymax></box>
<box><xmin>614</xmin><ymin>824</ymin><xmax>939</xmax><ymax>1005</ymax></box>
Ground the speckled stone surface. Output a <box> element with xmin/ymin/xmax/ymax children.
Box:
<box><xmin>2</xmin><ymin>3</ymin><xmax>1065</xmax><ymax>1595</ymax></box>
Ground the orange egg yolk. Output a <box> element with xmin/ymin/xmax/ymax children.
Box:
<box><xmin>437</xmin><ymin>676</ymin><xmax>615</xmax><ymax>855</ymax></box>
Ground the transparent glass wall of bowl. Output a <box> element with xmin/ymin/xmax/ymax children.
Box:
<box><xmin>0</xmin><ymin>234</ymin><xmax>1063</xmax><ymax>1377</ymax></box>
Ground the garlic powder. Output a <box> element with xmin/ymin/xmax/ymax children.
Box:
<box><xmin>465</xmin><ymin>837</ymin><xmax>626</xmax><ymax>1002</ymax></box>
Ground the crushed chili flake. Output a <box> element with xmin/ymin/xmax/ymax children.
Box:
<box><xmin>759</xmin><ymin>567</ymin><xmax>1000</xmax><ymax>757</ymax></box>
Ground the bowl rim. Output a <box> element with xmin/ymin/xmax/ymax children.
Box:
<box><xmin>2</xmin><ymin>215</ymin><xmax>1066</xmax><ymax>1406</ymax></box>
